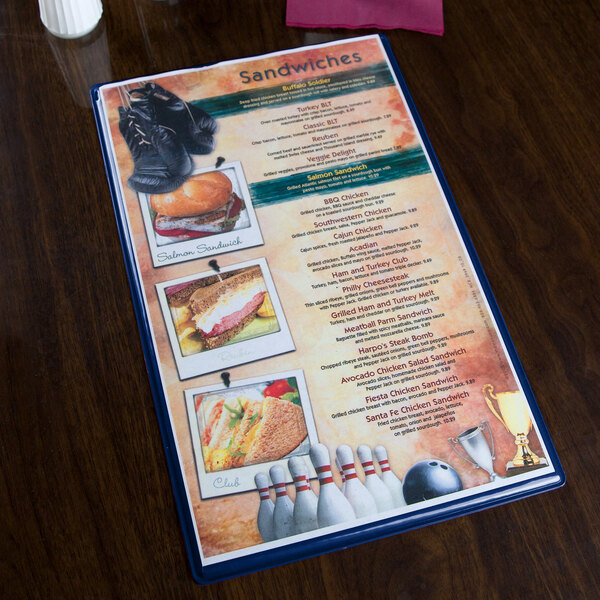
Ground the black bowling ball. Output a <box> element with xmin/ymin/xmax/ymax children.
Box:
<box><xmin>402</xmin><ymin>459</ymin><xmax>463</xmax><ymax>505</ymax></box>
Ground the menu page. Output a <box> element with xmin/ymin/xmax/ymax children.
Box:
<box><xmin>97</xmin><ymin>35</ymin><xmax>555</xmax><ymax>570</ymax></box>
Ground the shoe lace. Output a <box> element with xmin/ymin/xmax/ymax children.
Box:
<box><xmin>126</xmin><ymin>112</ymin><xmax>152</xmax><ymax>147</ymax></box>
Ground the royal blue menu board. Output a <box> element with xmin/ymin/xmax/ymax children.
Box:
<box><xmin>92</xmin><ymin>35</ymin><xmax>564</xmax><ymax>583</ymax></box>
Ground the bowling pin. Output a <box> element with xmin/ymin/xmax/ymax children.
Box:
<box><xmin>336</xmin><ymin>445</ymin><xmax>378</xmax><ymax>518</ymax></box>
<box><xmin>374</xmin><ymin>445</ymin><xmax>406</xmax><ymax>508</ymax></box>
<box><xmin>254</xmin><ymin>472</ymin><xmax>275</xmax><ymax>542</ymax></box>
<box><xmin>288</xmin><ymin>456</ymin><xmax>318</xmax><ymax>534</ymax></box>
<box><xmin>356</xmin><ymin>445</ymin><xmax>395</xmax><ymax>513</ymax></box>
<box><xmin>309</xmin><ymin>443</ymin><xmax>356</xmax><ymax>528</ymax></box>
<box><xmin>335</xmin><ymin>457</ymin><xmax>346</xmax><ymax>494</ymax></box>
<box><xmin>269</xmin><ymin>465</ymin><xmax>295</xmax><ymax>539</ymax></box>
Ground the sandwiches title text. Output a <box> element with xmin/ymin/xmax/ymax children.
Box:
<box><xmin>239</xmin><ymin>52</ymin><xmax>363</xmax><ymax>83</ymax></box>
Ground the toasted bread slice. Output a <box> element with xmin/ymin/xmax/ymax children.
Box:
<box><xmin>244</xmin><ymin>397</ymin><xmax>308</xmax><ymax>465</ymax></box>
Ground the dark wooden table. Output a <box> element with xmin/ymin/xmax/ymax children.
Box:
<box><xmin>2</xmin><ymin>1</ymin><xmax>599</xmax><ymax>597</ymax></box>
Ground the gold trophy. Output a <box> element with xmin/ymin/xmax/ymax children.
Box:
<box><xmin>483</xmin><ymin>384</ymin><xmax>547</xmax><ymax>474</ymax></box>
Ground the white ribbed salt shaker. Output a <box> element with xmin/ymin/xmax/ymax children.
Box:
<box><xmin>39</xmin><ymin>0</ymin><xmax>103</xmax><ymax>39</ymax></box>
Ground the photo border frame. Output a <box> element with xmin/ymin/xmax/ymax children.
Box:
<box><xmin>139</xmin><ymin>161</ymin><xmax>263</xmax><ymax>268</ymax></box>
<box><xmin>185</xmin><ymin>369</ymin><xmax>319</xmax><ymax>499</ymax></box>
<box><xmin>156</xmin><ymin>257</ymin><xmax>295</xmax><ymax>380</ymax></box>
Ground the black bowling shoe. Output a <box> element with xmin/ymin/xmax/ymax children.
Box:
<box><xmin>118</xmin><ymin>104</ymin><xmax>192</xmax><ymax>194</ymax></box>
<box><xmin>129</xmin><ymin>82</ymin><xmax>217</xmax><ymax>155</ymax></box>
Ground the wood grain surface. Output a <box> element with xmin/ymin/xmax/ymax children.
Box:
<box><xmin>1</xmin><ymin>1</ymin><xmax>599</xmax><ymax>597</ymax></box>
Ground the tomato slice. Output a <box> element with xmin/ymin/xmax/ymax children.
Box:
<box><xmin>263</xmin><ymin>379</ymin><xmax>295</xmax><ymax>398</ymax></box>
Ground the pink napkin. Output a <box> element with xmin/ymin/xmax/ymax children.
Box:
<box><xmin>286</xmin><ymin>0</ymin><xmax>444</xmax><ymax>36</ymax></box>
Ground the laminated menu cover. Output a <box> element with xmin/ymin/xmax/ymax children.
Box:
<box><xmin>91</xmin><ymin>34</ymin><xmax>564</xmax><ymax>583</ymax></box>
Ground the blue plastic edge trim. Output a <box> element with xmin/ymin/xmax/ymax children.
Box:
<box><xmin>90</xmin><ymin>33</ymin><xmax>565</xmax><ymax>584</ymax></box>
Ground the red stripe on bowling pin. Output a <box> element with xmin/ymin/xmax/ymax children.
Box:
<box><xmin>274</xmin><ymin>482</ymin><xmax>288</xmax><ymax>497</ymax></box>
<box><xmin>316</xmin><ymin>465</ymin><xmax>334</xmax><ymax>485</ymax></box>
<box><xmin>361</xmin><ymin>460</ymin><xmax>376</xmax><ymax>476</ymax></box>
<box><xmin>378</xmin><ymin>458</ymin><xmax>391</xmax><ymax>472</ymax></box>
<box><xmin>258</xmin><ymin>487</ymin><xmax>271</xmax><ymax>500</ymax></box>
<box><xmin>342</xmin><ymin>462</ymin><xmax>359</xmax><ymax>480</ymax></box>
<box><xmin>293</xmin><ymin>475</ymin><xmax>310</xmax><ymax>492</ymax></box>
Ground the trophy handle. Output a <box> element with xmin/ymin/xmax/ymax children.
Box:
<box><xmin>481</xmin><ymin>420</ymin><xmax>495</xmax><ymax>460</ymax></box>
<box><xmin>448</xmin><ymin>437</ymin><xmax>479</xmax><ymax>468</ymax></box>
<box><xmin>483</xmin><ymin>384</ymin><xmax>506</xmax><ymax>428</ymax></box>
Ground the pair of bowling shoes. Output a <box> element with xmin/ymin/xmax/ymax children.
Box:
<box><xmin>118</xmin><ymin>82</ymin><xmax>217</xmax><ymax>194</ymax></box>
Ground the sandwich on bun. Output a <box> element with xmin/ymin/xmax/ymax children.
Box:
<box><xmin>150</xmin><ymin>171</ymin><xmax>244</xmax><ymax>239</ymax></box>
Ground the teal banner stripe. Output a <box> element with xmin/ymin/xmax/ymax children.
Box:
<box><xmin>249</xmin><ymin>148</ymin><xmax>430</xmax><ymax>208</ymax></box>
<box><xmin>191</xmin><ymin>62</ymin><xmax>394</xmax><ymax>119</ymax></box>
